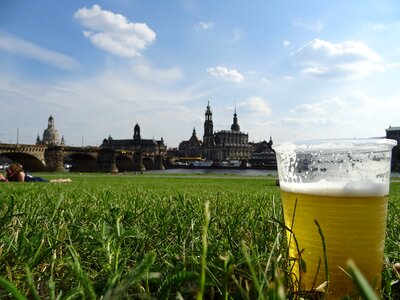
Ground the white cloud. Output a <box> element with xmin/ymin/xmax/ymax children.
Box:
<box><xmin>132</xmin><ymin>64</ymin><xmax>184</xmax><ymax>83</ymax></box>
<box><xmin>280</xmin><ymin>117</ymin><xmax>340</xmax><ymax>126</ymax></box>
<box><xmin>369</xmin><ymin>23</ymin><xmax>385</xmax><ymax>30</ymax></box>
<box><xmin>74</xmin><ymin>4</ymin><xmax>156</xmax><ymax>57</ymax></box>
<box><xmin>206</xmin><ymin>66</ymin><xmax>244</xmax><ymax>82</ymax></box>
<box><xmin>243</xmin><ymin>97</ymin><xmax>272</xmax><ymax>114</ymax></box>
<box><xmin>323</xmin><ymin>96</ymin><xmax>347</xmax><ymax>107</ymax></box>
<box><xmin>283</xmin><ymin>40</ymin><xmax>290</xmax><ymax>47</ymax></box>
<box><xmin>291</xmin><ymin>38</ymin><xmax>392</xmax><ymax>80</ymax></box>
<box><xmin>261</xmin><ymin>77</ymin><xmax>272</xmax><ymax>84</ymax></box>
<box><xmin>276</xmin><ymin>90</ymin><xmax>400</xmax><ymax>141</ymax></box>
<box><xmin>293</xmin><ymin>19</ymin><xmax>324</xmax><ymax>32</ymax></box>
<box><xmin>290</xmin><ymin>103</ymin><xmax>325</xmax><ymax>114</ymax></box>
<box><xmin>228</xmin><ymin>27</ymin><xmax>244</xmax><ymax>42</ymax></box>
<box><xmin>195</xmin><ymin>21</ymin><xmax>215</xmax><ymax>30</ymax></box>
<box><xmin>0</xmin><ymin>32</ymin><xmax>78</xmax><ymax>69</ymax></box>
<box><xmin>289</xmin><ymin>96</ymin><xmax>349</xmax><ymax>115</ymax></box>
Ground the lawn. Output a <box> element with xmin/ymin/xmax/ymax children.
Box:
<box><xmin>0</xmin><ymin>173</ymin><xmax>399</xmax><ymax>299</ymax></box>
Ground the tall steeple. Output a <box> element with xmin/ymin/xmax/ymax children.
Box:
<box><xmin>231</xmin><ymin>104</ymin><xmax>240</xmax><ymax>131</ymax></box>
<box><xmin>205</xmin><ymin>101</ymin><xmax>212</xmax><ymax>122</ymax></box>
<box><xmin>204</xmin><ymin>101</ymin><xmax>213</xmax><ymax>137</ymax></box>
<box><xmin>203</xmin><ymin>101</ymin><xmax>215</xmax><ymax>156</ymax></box>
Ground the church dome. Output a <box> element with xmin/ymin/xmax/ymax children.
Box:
<box><xmin>231</xmin><ymin>111</ymin><xmax>240</xmax><ymax>132</ymax></box>
<box><xmin>41</xmin><ymin>115</ymin><xmax>60</xmax><ymax>145</ymax></box>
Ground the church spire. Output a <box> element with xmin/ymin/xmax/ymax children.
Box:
<box><xmin>205</xmin><ymin>101</ymin><xmax>212</xmax><ymax>121</ymax></box>
<box><xmin>231</xmin><ymin>104</ymin><xmax>240</xmax><ymax>131</ymax></box>
<box><xmin>203</xmin><ymin>101</ymin><xmax>214</xmax><ymax>151</ymax></box>
<box><xmin>204</xmin><ymin>101</ymin><xmax>213</xmax><ymax>136</ymax></box>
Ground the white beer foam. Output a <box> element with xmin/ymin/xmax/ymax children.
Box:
<box><xmin>280</xmin><ymin>178</ymin><xmax>389</xmax><ymax>197</ymax></box>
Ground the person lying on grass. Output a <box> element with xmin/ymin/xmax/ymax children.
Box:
<box><xmin>0</xmin><ymin>173</ymin><xmax>7</xmax><ymax>182</ymax></box>
<box><xmin>5</xmin><ymin>163</ymin><xmax>71</xmax><ymax>183</ymax></box>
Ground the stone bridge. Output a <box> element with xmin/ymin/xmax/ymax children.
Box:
<box><xmin>0</xmin><ymin>143</ymin><xmax>165</xmax><ymax>172</ymax></box>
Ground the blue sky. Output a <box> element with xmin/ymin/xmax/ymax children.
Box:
<box><xmin>1</xmin><ymin>0</ymin><xmax>400</xmax><ymax>147</ymax></box>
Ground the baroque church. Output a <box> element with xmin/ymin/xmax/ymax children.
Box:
<box><xmin>203</xmin><ymin>102</ymin><xmax>253</xmax><ymax>161</ymax></box>
<box><xmin>179</xmin><ymin>102</ymin><xmax>253</xmax><ymax>161</ymax></box>
<box><xmin>36</xmin><ymin>115</ymin><xmax>65</xmax><ymax>146</ymax></box>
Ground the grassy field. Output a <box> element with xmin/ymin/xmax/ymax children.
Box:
<box><xmin>0</xmin><ymin>173</ymin><xmax>399</xmax><ymax>299</ymax></box>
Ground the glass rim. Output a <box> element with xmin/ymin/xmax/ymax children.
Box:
<box><xmin>272</xmin><ymin>138</ymin><xmax>397</xmax><ymax>152</ymax></box>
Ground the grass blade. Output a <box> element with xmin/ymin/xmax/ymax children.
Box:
<box><xmin>25</xmin><ymin>267</ymin><xmax>40</xmax><ymax>300</ymax></box>
<box><xmin>109</xmin><ymin>250</ymin><xmax>157</xmax><ymax>299</ymax></box>
<box><xmin>0</xmin><ymin>277</ymin><xmax>27</xmax><ymax>300</ymax></box>
<box><xmin>197</xmin><ymin>200</ymin><xmax>210</xmax><ymax>300</ymax></box>
<box><xmin>347</xmin><ymin>260</ymin><xmax>379</xmax><ymax>300</ymax></box>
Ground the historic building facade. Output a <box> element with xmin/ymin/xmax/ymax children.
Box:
<box><xmin>101</xmin><ymin>123</ymin><xmax>166</xmax><ymax>155</ymax></box>
<box><xmin>202</xmin><ymin>102</ymin><xmax>253</xmax><ymax>161</ymax></box>
<box><xmin>249</xmin><ymin>137</ymin><xmax>276</xmax><ymax>168</ymax></box>
<box><xmin>36</xmin><ymin>115</ymin><xmax>65</xmax><ymax>146</ymax></box>
<box><xmin>178</xmin><ymin>128</ymin><xmax>202</xmax><ymax>157</ymax></box>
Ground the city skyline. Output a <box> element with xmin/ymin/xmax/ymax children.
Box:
<box><xmin>1</xmin><ymin>1</ymin><xmax>400</xmax><ymax>147</ymax></box>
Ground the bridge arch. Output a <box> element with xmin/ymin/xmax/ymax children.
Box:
<box><xmin>143</xmin><ymin>157</ymin><xmax>155</xmax><ymax>170</ymax></box>
<box><xmin>0</xmin><ymin>152</ymin><xmax>46</xmax><ymax>171</ymax></box>
<box><xmin>64</xmin><ymin>153</ymin><xmax>98</xmax><ymax>172</ymax></box>
<box><xmin>116</xmin><ymin>154</ymin><xmax>133</xmax><ymax>172</ymax></box>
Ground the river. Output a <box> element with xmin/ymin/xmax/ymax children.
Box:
<box><xmin>146</xmin><ymin>168</ymin><xmax>277</xmax><ymax>176</ymax></box>
<box><xmin>145</xmin><ymin>168</ymin><xmax>400</xmax><ymax>178</ymax></box>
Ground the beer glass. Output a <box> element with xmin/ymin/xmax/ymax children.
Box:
<box><xmin>273</xmin><ymin>138</ymin><xmax>397</xmax><ymax>298</ymax></box>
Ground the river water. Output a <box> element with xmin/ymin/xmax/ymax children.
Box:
<box><xmin>145</xmin><ymin>168</ymin><xmax>400</xmax><ymax>178</ymax></box>
<box><xmin>146</xmin><ymin>168</ymin><xmax>277</xmax><ymax>176</ymax></box>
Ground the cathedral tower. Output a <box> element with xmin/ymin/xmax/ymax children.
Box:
<box><xmin>203</xmin><ymin>101</ymin><xmax>215</xmax><ymax>160</ymax></box>
<box><xmin>203</xmin><ymin>101</ymin><xmax>214</xmax><ymax>146</ymax></box>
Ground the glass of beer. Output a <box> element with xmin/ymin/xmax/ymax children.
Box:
<box><xmin>273</xmin><ymin>138</ymin><xmax>397</xmax><ymax>299</ymax></box>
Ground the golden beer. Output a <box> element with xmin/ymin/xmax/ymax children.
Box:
<box><xmin>281</xmin><ymin>190</ymin><xmax>388</xmax><ymax>298</ymax></box>
<box><xmin>273</xmin><ymin>138</ymin><xmax>397</xmax><ymax>299</ymax></box>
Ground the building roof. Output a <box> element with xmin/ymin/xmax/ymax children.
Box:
<box><xmin>386</xmin><ymin>126</ymin><xmax>400</xmax><ymax>131</ymax></box>
<box><xmin>216</xmin><ymin>130</ymin><xmax>247</xmax><ymax>135</ymax></box>
<box><xmin>141</xmin><ymin>139</ymin><xmax>159</xmax><ymax>146</ymax></box>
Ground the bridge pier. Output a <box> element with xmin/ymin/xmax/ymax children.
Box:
<box><xmin>154</xmin><ymin>155</ymin><xmax>165</xmax><ymax>170</ymax></box>
<box><xmin>98</xmin><ymin>148</ymin><xmax>118</xmax><ymax>173</ymax></box>
<box><xmin>133</xmin><ymin>152</ymin><xmax>145</xmax><ymax>171</ymax></box>
<box><xmin>165</xmin><ymin>157</ymin><xmax>176</xmax><ymax>168</ymax></box>
<box><xmin>45</xmin><ymin>146</ymin><xmax>65</xmax><ymax>172</ymax></box>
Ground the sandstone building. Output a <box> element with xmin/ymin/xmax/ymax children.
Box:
<box><xmin>178</xmin><ymin>128</ymin><xmax>202</xmax><ymax>158</ymax></box>
<box><xmin>101</xmin><ymin>123</ymin><xmax>166</xmax><ymax>155</ymax></box>
<box><xmin>177</xmin><ymin>102</ymin><xmax>277</xmax><ymax>164</ymax></box>
<box><xmin>36</xmin><ymin>115</ymin><xmax>65</xmax><ymax>146</ymax></box>
<box><xmin>249</xmin><ymin>138</ymin><xmax>276</xmax><ymax>168</ymax></box>
<box><xmin>202</xmin><ymin>102</ymin><xmax>253</xmax><ymax>161</ymax></box>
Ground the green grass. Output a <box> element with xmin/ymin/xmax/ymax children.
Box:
<box><xmin>0</xmin><ymin>173</ymin><xmax>399</xmax><ymax>299</ymax></box>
